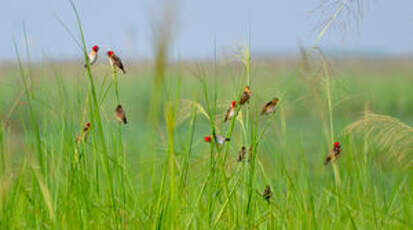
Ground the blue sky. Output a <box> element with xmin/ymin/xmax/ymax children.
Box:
<box><xmin>2</xmin><ymin>0</ymin><xmax>413</xmax><ymax>61</ymax></box>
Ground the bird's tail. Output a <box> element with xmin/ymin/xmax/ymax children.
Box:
<box><xmin>123</xmin><ymin>117</ymin><xmax>128</xmax><ymax>124</ymax></box>
<box><xmin>121</xmin><ymin>68</ymin><xmax>126</xmax><ymax>74</ymax></box>
<box><xmin>225</xmin><ymin>138</ymin><xmax>230</xmax><ymax>141</ymax></box>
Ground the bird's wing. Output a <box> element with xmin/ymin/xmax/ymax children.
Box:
<box><xmin>261</xmin><ymin>101</ymin><xmax>272</xmax><ymax>114</ymax></box>
<box><xmin>113</xmin><ymin>55</ymin><xmax>124</xmax><ymax>69</ymax></box>
<box><xmin>224</xmin><ymin>107</ymin><xmax>232</xmax><ymax>121</ymax></box>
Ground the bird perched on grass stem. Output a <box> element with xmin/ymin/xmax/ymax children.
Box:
<box><xmin>84</xmin><ymin>45</ymin><xmax>99</xmax><ymax>68</ymax></box>
<box><xmin>324</xmin><ymin>142</ymin><xmax>342</xmax><ymax>165</ymax></box>
<box><xmin>115</xmin><ymin>105</ymin><xmax>127</xmax><ymax>124</ymax></box>
<box><xmin>107</xmin><ymin>50</ymin><xmax>126</xmax><ymax>74</ymax></box>
<box><xmin>262</xmin><ymin>185</ymin><xmax>272</xmax><ymax>203</ymax></box>
<box><xmin>204</xmin><ymin>135</ymin><xmax>230</xmax><ymax>145</ymax></box>
<box><xmin>239</xmin><ymin>86</ymin><xmax>251</xmax><ymax>105</ymax></box>
<box><xmin>224</xmin><ymin>101</ymin><xmax>237</xmax><ymax>122</ymax></box>
<box><xmin>260</xmin><ymin>97</ymin><xmax>279</xmax><ymax>115</ymax></box>
<box><xmin>76</xmin><ymin>122</ymin><xmax>91</xmax><ymax>144</ymax></box>
<box><xmin>237</xmin><ymin>146</ymin><xmax>246</xmax><ymax>162</ymax></box>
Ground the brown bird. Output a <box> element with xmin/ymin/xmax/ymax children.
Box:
<box><xmin>262</xmin><ymin>185</ymin><xmax>272</xmax><ymax>202</ymax></box>
<box><xmin>107</xmin><ymin>50</ymin><xmax>126</xmax><ymax>74</ymax></box>
<box><xmin>260</xmin><ymin>97</ymin><xmax>279</xmax><ymax>115</ymax></box>
<box><xmin>324</xmin><ymin>142</ymin><xmax>342</xmax><ymax>166</ymax></box>
<box><xmin>224</xmin><ymin>101</ymin><xmax>237</xmax><ymax>122</ymax></box>
<box><xmin>239</xmin><ymin>86</ymin><xmax>251</xmax><ymax>105</ymax></box>
<box><xmin>237</xmin><ymin>146</ymin><xmax>246</xmax><ymax>162</ymax></box>
<box><xmin>76</xmin><ymin>122</ymin><xmax>91</xmax><ymax>144</ymax></box>
<box><xmin>115</xmin><ymin>105</ymin><xmax>128</xmax><ymax>124</ymax></box>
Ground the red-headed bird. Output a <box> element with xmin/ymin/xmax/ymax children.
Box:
<box><xmin>239</xmin><ymin>86</ymin><xmax>251</xmax><ymax>105</ymax></box>
<box><xmin>115</xmin><ymin>105</ymin><xmax>128</xmax><ymax>124</ymax></box>
<box><xmin>260</xmin><ymin>97</ymin><xmax>279</xmax><ymax>115</ymax></box>
<box><xmin>324</xmin><ymin>142</ymin><xmax>342</xmax><ymax>165</ymax></box>
<box><xmin>84</xmin><ymin>45</ymin><xmax>99</xmax><ymax>68</ymax></box>
<box><xmin>107</xmin><ymin>50</ymin><xmax>126</xmax><ymax>74</ymax></box>
<box><xmin>204</xmin><ymin>135</ymin><xmax>230</xmax><ymax>145</ymax></box>
<box><xmin>224</xmin><ymin>101</ymin><xmax>237</xmax><ymax>122</ymax></box>
<box><xmin>76</xmin><ymin>122</ymin><xmax>91</xmax><ymax>144</ymax></box>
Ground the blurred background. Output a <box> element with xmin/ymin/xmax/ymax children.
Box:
<box><xmin>1</xmin><ymin>0</ymin><xmax>413</xmax><ymax>61</ymax></box>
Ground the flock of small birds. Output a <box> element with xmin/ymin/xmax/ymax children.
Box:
<box><xmin>84</xmin><ymin>45</ymin><xmax>126</xmax><ymax>74</ymax></box>
<box><xmin>82</xmin><ymin>45</ymin><xmax>128</xmax><ymax>125</ymax></box>
<box><xmin>77</xmin><ymin>44</ymin><xmax>343</xmax><ymax>204</ymax></box>
<box><xmin>77</xmin><ymin>45</ymin><xmax>128</xmax><ymax>144</ymax></box>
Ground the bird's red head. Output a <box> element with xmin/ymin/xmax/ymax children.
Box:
<box><xmin>85</xmin><ymin>123</ymin><xmax>91</xmax><ymax>128</ymax></box>
<box><xmin>107</xmin><ymin>50</ymin><xmax>114</xmax><ymax>57</ymax></box>
<box><xmin>204</xmin><ymin>136</ymin><xmax>212</xmax><ymax>143</ymax></box>
<box><xmin>334</xmin><ymin>142</ymin><xmax>340</xmax><ymax>148</ymax></box>
<box><xmin>92</xmin><ymin>45</ymin><xmax>99</xmax><ymax>52</ymax></box>
<box><xmin>231</xmin><ymin>101</ymin><xmax>236</xmax><ymax>107</ymax></box>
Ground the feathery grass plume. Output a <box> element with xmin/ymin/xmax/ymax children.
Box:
<box><xmin>298</xmin><ymin>48</ymin><xmax>335</xmax><ymax>140</ymax></box>
<box><xmin>311</xmin><ymin>0</ymin><xmax>372</xmax><ymax>47</ymax></box>
<box><xmin>172</xmin><ymin>98</ymin><xmax>227</xmax><ymax>137</ymax></box>
<box><xmin>173</xmin><ymin>99</ymin><xmax>210</xmax><ymax>126</ymax></box>
<box><xmin>230</xmin><ymin>44</ymin><xmax>252</xmax><ymax>152</ymax></box>
<box><xmin>318</xmin><ymin>48</ymin><xmax>342</xmax><ymax>187</ymax></box>
<box><xmin>298</xmin><ymin>47</ymin><xmax>329</xmax><ymax>130</ymax></box>
<box><xmin>342</xmin><ymin>110</ymin><xmax>413</xmax><ymax>168</ymax></box>
<box><xmin>233</xmin><ymin>44</ymin><xmax>252</xmax><ymax>86</ymax></box>
<box><xmin>298</xmin><ymin>46</ymin><xmax>342</xmax><ymax>186</ymax></box>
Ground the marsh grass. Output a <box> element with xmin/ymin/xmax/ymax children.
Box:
<box><xmin>1</xmin><ymin>53</ymin><xmax>412</xmax><ymax>229</ymax></box>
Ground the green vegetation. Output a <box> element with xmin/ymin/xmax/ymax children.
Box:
<box><xmin>1</xmin><ymin>49</ymin><xmax>412</xmax><ymax>229</ymax></box>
